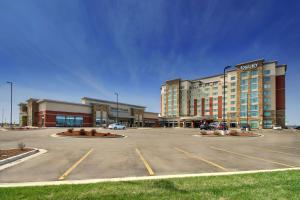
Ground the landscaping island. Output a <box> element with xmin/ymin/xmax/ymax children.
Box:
<box><xmin>200</xmin><ymin>130</ymin><xmax>260</xmax><ymax>137</ymax></box>
<box><xmin>57</xmin><ymin>128</ymin><xmax>125</xmax><ymax>138</ymax></box>
<box><xmin>0</xmin><ymin>148</ymin><xmax>34</xmax><ymax>161</ymax></box>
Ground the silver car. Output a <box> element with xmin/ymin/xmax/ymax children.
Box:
<box><xmin>108</xmin><ymin>123</ymin><xmax>126</xmax><ymax>130</ymax></box>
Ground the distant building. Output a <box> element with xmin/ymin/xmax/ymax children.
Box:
<box><xmin>19</xmin><ymin>97</ymin><xmax>159</xmax><ymax>127</ymax></box>
<box><xmin>160</xmin><ymin>59</ymin><xmax>287</xmax><ymax>129</ymax></box>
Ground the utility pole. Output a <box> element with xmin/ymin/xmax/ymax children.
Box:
<box><xmin>114</xmin><ymin>92</ymin><xmax>119</xmax><ymax>123</ymax></box>
<box><xmin>6</xmin><ymin>81</ymin><xmax>13</xmax><ymax>128</ymax></box>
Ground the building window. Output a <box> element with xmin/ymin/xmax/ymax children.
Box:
<box><xmin>231</xmin><ymin>82</ymin><xmax>236</xmax><ymax>87</ymax></box>
<box><xmin>231</xmin><ymin>89</ymin><xmax>236</xmax><ymax>93</ymax></box>
<box><xmin>241</xmin><ymin>72</ymin><xmax>248</xmax><ymax>78</ymax></box>
<box><xmin>231</xmin><ymin>95</ymin><xmax>235</xmax><ymax>99</ymax></box>
<box><xmin>264</xmin><ymin>77</ymin><xmax>271</xmax><ymax>82</ymax></box>
<box><xmin>251</xmin><ymin>70</ymin><xmax>258</xmax><ymax>76</ymax></box>
<box><xmin>240</xmin><ymin>85</ymin><xmax>248</xmax><ymax>91</ymax></box>
<box><xmin>250</xmin><ymin>111</ymin><xmax>258</xmax><ymax>117</ymax></box>
<box><xmin>251</xmin><ymin>77</ymin><xmax>258</xmax><ymax>84</ymax></box>
<box><xmin>264</xmin><ymin>70</ymin><xmax>271</xmax><ymax>75</ymax></box>
<box><xmin>240</xmin><ymin>112</ymin><xmax>247</xmax><ymax>117</ymax></box>
<box><xmin>264</xmin><ymin>90</ymin><xmax>271</xmax><ymax>96</ymax></box>
<box><xmin>264</xmin><ymin>111</ymin><xmax>271</xmax><ymax>117</ymax></box>
<box><xmin>230</xmin><ymin>101</ymin><xmax>235</xmax><ymax>105</ymax></box>
<box><xmin>240</xmin><ymin>105</ymin><xmax>247</xmax><ymax>111</ymax></box>
<box><xmin>250</xmin><ymin>84</ymin><xmax>258</xmax><ymax>90</ymax></box>
<box><xmin>264</xmin><ymin>105</ymin><xmax>271</xmax><ymax>110</ymax></box>
<box><xmin>231</xmin><ymin>107</ymin><xmax>235</xmax><ymax>111</ymax></box>
<box><xmin>240</xmin><ymin>80</ymin><xmax>248</xmax><ymax>85</ymax></box>
<box><xmin>251</xmin><ymin>97</ymin><xmax>259</xmax><ymax>104</ymax></box>
<box><xmin>264</xmin><ymin>98</ymin><xmax>271</xmax><ymax>103</ymax></box>
<box><xmin>264</xmin><ymin>120</ymin><xmax>273</xmax><ymax>128</ymax></box>
<box><xmin>264</xmin><ymin>84</ymin><xmax>271</xmax><ymax>89</ymax></box>
<box><xmin>251</xmin><ymin>105</ymin><xmax>258</xmax><ymax>111</ymax></box>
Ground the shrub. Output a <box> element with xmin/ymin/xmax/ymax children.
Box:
<box><xmin>200</xmin><ymin>130</ymin><xmax>208</xmax><ymax>135</ymax></box>
<box><xmin>229</xmin><ymin>130</ymin><xmax>240</xmax><ymax>136</ymax></box>
<box><xmin>91</xmin><ymin>129</ymin><xmax>97</xmax><ymax>136</ymax></box>
<box><xmin>79</xmin><ymin>129</ymin><xmax>86</xmax><ymax>136</ymax></box>
<box><xmin>67</xmin><ymin>128</ymin><xmax>73</xmax><ymax>133</ymax></box>
<box><xmin>18</xmin><ymin>142</ymin><xmax>26</xmax><ymax>150</ymax></box>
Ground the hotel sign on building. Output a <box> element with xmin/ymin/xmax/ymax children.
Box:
<box><xmin>239</xmin><ymin>63</ymin><xmax>258</xmax><ymax>71</ymax></box>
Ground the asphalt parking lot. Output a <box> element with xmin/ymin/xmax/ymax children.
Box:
<box><xmin>0</xmin><ymin>128</ymin><xmax>300</xmax><ymax>183</ymax></box>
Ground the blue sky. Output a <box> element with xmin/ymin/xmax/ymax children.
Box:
<box><xmin>0</xmin><ymin>0</ymin><xmax>299</xmax><ymax>125</ymax></box>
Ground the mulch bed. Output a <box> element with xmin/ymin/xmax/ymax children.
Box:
<box><xmin>0</xmin><ymin>148</ymin><xmax>34</xmax><ymax>160</ymax></box>
<box><xmin>58</xmin><ymin>131</ymin><xmax>124</xmax><ymax>138</ymax></box>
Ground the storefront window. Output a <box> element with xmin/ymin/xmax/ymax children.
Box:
<box><xmin>56</xmin><ymin>115</ymin><xmax>83</xmax><ymax>127</ymax></box>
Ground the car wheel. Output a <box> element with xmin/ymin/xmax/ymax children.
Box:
<box><xmin>114</xmin><ymin>127</ymin><xmax>117</xmax><ymax>130</ymax></box>
<box><xmin>123</xmin><ymin>127</ymin><xmax>125</xmax><ymax>130</ymax></box>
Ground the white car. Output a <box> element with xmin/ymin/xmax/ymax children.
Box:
<box><xmin>108</xmin><ymin>123</ymin><xmax>126</xmax><ymax>130</ymax></box>
<box><xmin>273</xmin><ymin>125</ymin><xmax>282</xmax><ymax>130</ymax></box>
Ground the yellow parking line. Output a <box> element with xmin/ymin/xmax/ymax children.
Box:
<box><xmin>58</xmin><ymin>149</ymin><xmax>94</xmax><ymax>180</ymax></box>
<box><xmin>175</xmin><ymin>147</ymin><xmax>229</xmax><ymax>172</ymax></box>
<box><xmin>210</xmin><ymin>146</ymin><xmax>296</xmax><ymax>168</ymax></box>
<box><xmin>135</xmin><ymin>148</ymin><xmax>155</xmax><ymax>176</ymax></box>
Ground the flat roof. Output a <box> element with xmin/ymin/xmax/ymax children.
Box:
<box><xmin>81</xmin><ymin>97</ymin><xmax>146</xmax><ymax>108</ymax></box>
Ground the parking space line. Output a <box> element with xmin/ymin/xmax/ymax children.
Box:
<box><xmin>255</xmin><ymin>147</ymin><xmax>300</xmax><ymax>157</ymax></box>
<box><xmin>210</xmin><ymin>146</ymin><xmax>296</xmax><ymax>168</ymax></box>
<box><xmin>280</xmin><ymin>146</ymin><xmax>300</xmax><ymax>150</ymax></box>
<box><xmin>174</xmin><ymin>147</ymin><xmax>229</xmax><ymax>172</ymax></box>
<box><xmin>135</xmin><ymin>148</ymin><xmax>155</xmax><ymax>176</ymax></box>
<box><xmin>58</xmin><ymin>149</ymin><xmax>94</xmax><ymax>180</ymax></box>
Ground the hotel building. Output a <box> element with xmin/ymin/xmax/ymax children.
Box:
<box><xmin>19</xmin><ymin>97</ymin><xmax>159</xmax><ymax>127</ymax></box>
<box><xmin>160</xmin><ymin>59</ymin><xmax>287</xmax><ymax>129</ymax></box>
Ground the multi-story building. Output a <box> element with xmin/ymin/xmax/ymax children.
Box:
<box><xmin>160</xmin><ymin>59</ymin><xmax>287</xmax><ymax>129</ymax></box>
<box><xmin>19</xmin><ymin>97</ymin><xmax>159</xmax><ymax>127</ymax></box>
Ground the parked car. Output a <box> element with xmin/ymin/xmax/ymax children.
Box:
<box><xmin>218</xmin><ymin>122</ymin><xmax>228</xmax><ymax>130</ymax></box>
<box><xmin>273</xmin><ymin>125</ymin><xmax>282</xmax><ymax>130</ymax></box>
<box><xmin>209</xmin><ymin>122</ymin><xmax>219</xmax><ymax>130</ymax></box>
<box><xmin>108</xmin><ymin>123</ymin><xmax>126</xmax><ymax>130</ymax></box>
<box><xmin>294</xmin><ymin>126</ymin><xmax>300</xmax><ymax>130</ymax></box>
<box><xmin>200</xmin><ymin>124</ymin><xmax>209</xmax><ymax>130</ymax></box>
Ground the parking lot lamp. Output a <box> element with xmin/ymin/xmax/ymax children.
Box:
<box><xmin>223</xmin><ymin>66</ymin><xmax>231</xmax><ymax>129</ymax></box>
<box><xmin>6</xmin><ymin>81</ymin><xmax>13</xmax><ymax>128</ymax></box>
<box><xmin>114</xmin><ymin>92</ymin><xmax>119</xmax><ymax>123</ymax></box>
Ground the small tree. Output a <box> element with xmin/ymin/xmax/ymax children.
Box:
<box><xmin>79</xmin><ymin>129</ymin><xmax>86</xmax><ymax>136</ymax></box>
<box><xmin>18</xmin><ymin>142</ymin><xmax>26</xmax><ymax>151</ymax></box>
<box><xmin>91</xmin><ymin>129</ymin><xmax>97</xmax><ymax>136</ymax></box>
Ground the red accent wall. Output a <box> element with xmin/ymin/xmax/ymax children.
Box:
<box><xmin>209</xmin><ymin>97</ymin><xmax>213</xmax><ymax>116</ymax></box>
<box><xmin>218</xmin><ymin>96</ymin><xmax>222</xmax><ymax>119</ymax></box>
<box><xmin>38</xmin><ymin>110</ymin><xmax>92</xmax><ymax>127</ymax></box>
<box><xmin>194</xmin><ymin>99</ymin><xmax>197</xmax><ymax>116</ymax></box>
<box><xmin>276</xmin><ymin>75</ymin><xmax>285</xmax><ymax>110</ymax></box>
<box><xmin>201</xmin><ymin>98</ymin><xmax>205</xmax><ymax>116</ymax></box>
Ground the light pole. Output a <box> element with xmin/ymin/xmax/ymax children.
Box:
<box><xmin>114</xmin><ymin>92</ymin><xmax>119</xmax><ymax>124</ymax></box>
<box><xmin>6</xmin><ymin>81</ymin><xmax>13</xmax><ymax>128</ymax></box>
<box><xmin>223</xmin><ymin>66</ymin><xmax>231</xmax><ymax>130</ymax></box>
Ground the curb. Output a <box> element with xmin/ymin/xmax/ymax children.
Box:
<box><xmin>0</xmin><ymin>149</ymin><xmax>47</xmax><ymax>172</ymax></box>
<box><xmin>0</xmin><ymin>167</ymin><xmax>299</xmax><ymax>188</ymax></box>
<box><xmin>0</xmin><ymin>149</ymin><xmax>39</xmax><ymax>166</ymax></box>
<box><xmin>51</xmin><ymin>133</ymin><xmax>127</xmax><ymax>139</ymax></box>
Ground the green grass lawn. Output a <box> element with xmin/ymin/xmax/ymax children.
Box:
<box><xmin>0</xmin><ymin>170</ymin><xmax>300</xmax><ymax>200</ymax></box>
